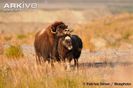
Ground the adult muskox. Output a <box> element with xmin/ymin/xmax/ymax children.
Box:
<box><xmin>34</xmin><ymin>21</ymin><xmax>70</xmax><ymax>65</ymax></box>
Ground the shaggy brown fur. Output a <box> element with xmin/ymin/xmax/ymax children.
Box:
<box><xmin>34</xmin><ymin>21</ymin><xmax>68</xmax><ymax>64</ymax></box>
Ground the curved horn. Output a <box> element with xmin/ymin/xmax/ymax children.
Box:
<box><xmin>51</xmin><ymin>27</ymin><xmax>56</xmax><ymax>34</ymax></box>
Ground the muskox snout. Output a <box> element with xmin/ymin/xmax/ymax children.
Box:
<box><xmin>67</xmin><ymin>41</ymin><xmax>73</xmax><ymax>50</ymax></box>
<box><xmin>68</xmin><ymin>46</ymin><xmax>73</xmax><ymax>50</ymax></box>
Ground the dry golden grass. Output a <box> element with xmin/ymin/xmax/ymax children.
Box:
<box><xmin>0</xmin><ymin>56</ymin><xmax>105</xmax><ymax>88</ymax></box>
<box><xmin>0</xmin><ymin>54</ymin><xmax>133</xmax><ymax>88</ymax></box>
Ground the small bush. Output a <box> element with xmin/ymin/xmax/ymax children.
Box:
<box><xmin>4</xmin><ymin>36</ymin><xmax>12</xmax><ymax>41</ymax></box>
<box><xmin>4</xmin><ymin>45</ymin><xmax>24</xmax><ymax>58</ymax></box>
<box><xmin>17</xmin><ymin>34</ymin><xmax>27</xmax><ymax>40</ymax></box>
<box><xmin>123</xmin><ymin>32</ymin><xmax>131</xmax><ymax>40</ymax></box>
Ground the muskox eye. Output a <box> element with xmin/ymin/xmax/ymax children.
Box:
<box><xmin>58</xmin><ymin>25</ymin><xmax>63</xmax><ymax>28</ymax></box>
<box><xmin>59</xmin><ymin>26</ymin><xmax>61</xmax><ymax>28</ymax></box>
<box><xmin>65</xmin><ymin>29</ymin><xmax>69</xmax><ymax>31</ymax></box>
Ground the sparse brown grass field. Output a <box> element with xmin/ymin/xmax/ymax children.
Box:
<box><xmin>0</xmin><ymin>10</ymin><xmax>133</xmax><ymax>88</ymax></box>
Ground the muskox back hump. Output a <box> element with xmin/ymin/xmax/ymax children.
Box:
<box><xmin>38</xmin><ymin>28</ymin><xmax>46</xmax><ymax>36</ymax></box>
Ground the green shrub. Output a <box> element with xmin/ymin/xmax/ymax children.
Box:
<box><xmin>4</xmin><ymin>45</ymin><xmax>24</xmax><ymax>58</ymax></box>
<box><xmin>17</xmin><ymin>34</ymin><xmax>27</xmax><ymax>40</ymax></box>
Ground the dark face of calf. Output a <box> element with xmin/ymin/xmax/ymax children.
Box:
<box><xmin>62</xmin><ymin>36</ymin><xmax>73</xmax><ymax>50</ymax></box>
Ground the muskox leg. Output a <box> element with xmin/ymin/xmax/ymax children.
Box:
<box><xmin>36</xmin><ymin>54</ymin><xmax>41</xmax><ymax>64</ymax></box>
<box><xmin>61</xmin><ymin>58</ymin><xmax>66</xmax><ymax>70</ymax></box>
<box><xmin>49</xmin><ymin>58</ymin><xmax>55</xmax><ymax>68</ymax></box>
<box><xmin>65</xmin><ymin>58</ymin><xmax>71</xmax><ymax>71</ymax></box>
<box><xmin>50</xmin><ymin>52</ymin><xmax>56</xmax><ymax>68</ymax></box>
<box><xmin>74</xmin><ymin>59</ymin><xmax>78</xmax><ymax>70</ymax></box>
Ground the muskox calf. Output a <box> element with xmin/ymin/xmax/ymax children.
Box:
<box><xmin>71</xmin><ymin>35</ymin><xmax>83</xmax><ymax>69</ymax></box>
<box><xmin>58</xmin><ymin>35</ymin><xmax>83</xmax><ymax>70</ymax></box>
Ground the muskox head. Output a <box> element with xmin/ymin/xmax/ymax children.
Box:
<box><xmin>62</xmin><ymin>36</ymin><xmax>73</xmax><ymax>50</ymax></box>
<box><xmin>51</xmin><ymin>21</ymin><xmax>73</xmax><ymax>36</ymax></box>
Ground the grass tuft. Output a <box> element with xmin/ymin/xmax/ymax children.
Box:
<box><xmin>4</xmin><ymin>36</ymin><xmax>12</xmax><ymax>41</ymax></box>
<box><xmin>17</xmin><ymin>34</ymin><xmax>27</xmax><ymax>40</ymax></box>
<box><xmin>55</xmin><ymin>77</ymin><xmax>78</xmax><ymax>88</ymax></box>
<box><xmin>4</xmin><ymin>45</ymin><xmax>24</xmax><ymax>59</ymax></box>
